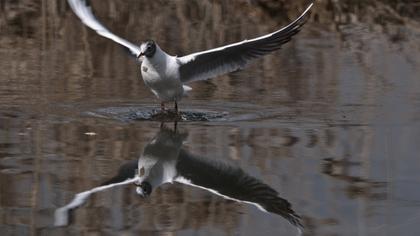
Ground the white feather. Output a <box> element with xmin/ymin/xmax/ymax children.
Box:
<box><xmin>67</xmin><ymin>0</ymin><xmax>141</xmax><ymax>56</ymax></box>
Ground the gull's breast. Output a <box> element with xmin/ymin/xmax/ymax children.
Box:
<box><xmin>141</xmin><ymin>64</ymin><xmax>183</xmax><ymax>102</ymax></box>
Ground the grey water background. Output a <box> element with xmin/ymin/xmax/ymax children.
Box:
<box><xmin>1</xmin><ymin>0</ymin><xmax>420</xmax><ymax>235</ymax></box>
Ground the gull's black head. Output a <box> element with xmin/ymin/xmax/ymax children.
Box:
<box><xmin>139</xmin><ymin>40</ymin><xmax>156</xmax><ymax>58</ymax></box>
<box><xmin>135</xmin><ymin>181</ymin><xmax>153</xmax><ymax>197</ymax></box>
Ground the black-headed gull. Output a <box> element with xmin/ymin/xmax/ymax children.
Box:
<box><xmin>54</xmin><ymin>125</ymin><xmax>302</xmax><ymax>228</ymax></box>
<box><xmin>68</xmin><ymin>0</ymin><xmax>314</xmax><ymax>113</ymax></box>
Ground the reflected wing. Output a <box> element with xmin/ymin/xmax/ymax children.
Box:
<box><xmin>67</xmin><ymin>0</ymin><xmax>141</xmax><ymax>56</ymax></box>
<box><xmin>175</xmin><ymin>149</ymin><xmax>302</xmax><ymax>227</ymax></box>
<box><xmin>54</xmin><ymin>177</ymin><xmax>138</xmax><ymax>226</ymax></box>
<box><xmin>55</xmin><ymin>159</ymin><xmax>141</xmax><ymax>227</ymax></box>
<box><xmin>177</xmin><ymin>3</ymin><xmax>313</xmax><ymax>83</ymax></box>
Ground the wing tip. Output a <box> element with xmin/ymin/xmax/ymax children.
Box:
<box><xmin>305</xmin><ymin>2</ymin><xmax>315</xmax><ymax>14</ymax></box>
<box><xmin>297</xmin><ymin>2</ymin><xmax>315</xmax><ymax>22</ymax></box>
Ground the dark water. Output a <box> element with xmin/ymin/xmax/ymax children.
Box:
<box><xmin>1</xmin><ymin>0</ymin><xmax>420</xmax><ymax>235</ymax></box>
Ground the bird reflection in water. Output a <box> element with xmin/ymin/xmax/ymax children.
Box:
<box><xmin>55</xmin><ymin>123</ymin><xmax>302</xmax><ymax>229</ymax></box>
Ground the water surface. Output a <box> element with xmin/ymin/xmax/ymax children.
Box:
<box><xmin>1</xmin><ymin>0</ymin><xmax>420</xmax><ymax>235</ymax></box>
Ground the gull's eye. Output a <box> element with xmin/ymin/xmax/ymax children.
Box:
<box><xmin>141</xmin><ymin>182</ymin><xmax>152</xmax><ymax>196</ymax></box>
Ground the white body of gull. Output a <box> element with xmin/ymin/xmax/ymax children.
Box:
<box><xmin>68</xmin><ymin>0</ymin><xmax>314</xmax><ymax>113</ymax></box>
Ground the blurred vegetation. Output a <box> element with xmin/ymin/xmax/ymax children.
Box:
<box><xmin>1</xmin><ymin>0</ymin><xmax>419</xmax><ymax>37</ymax></box>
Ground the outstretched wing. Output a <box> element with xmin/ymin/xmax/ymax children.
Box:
<box><xmin>67</xmin><ymin>0</ymin><xmax>141</xmax><ymax>56</ymax></box>
<box><xmin>175</xmin><ymin>149</ymin><xmax>303</xmax><ymax>228</ymax></box>
<box><xmin>177</xmin><ymin>3</ymin><xmax>313</xmax><ymax>83</ymax></box>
